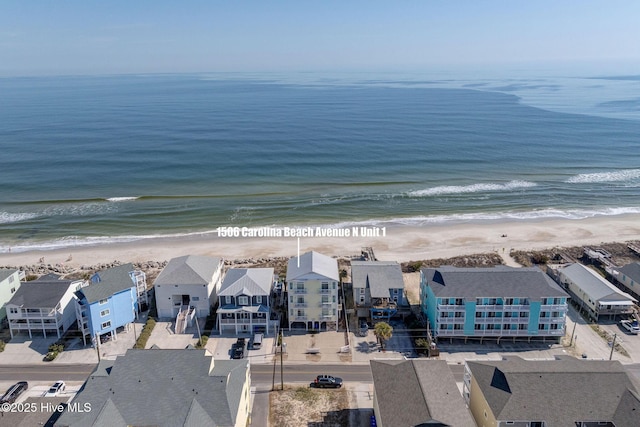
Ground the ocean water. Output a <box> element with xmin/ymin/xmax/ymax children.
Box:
<box><xmin>1</xmin><ymin>72</ymin><xmax>639</xmax><ymax>252</ymax></box>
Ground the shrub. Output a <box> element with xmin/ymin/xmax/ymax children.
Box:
<box><xmin>0</xmin><ymin>340</ymin><xmax>5</xmax><ymax>352</ymax></box>
<box><xmin>134</xmin><ymin>318</ymin><xmax>157</xmax><ymax>349</ymax></box>
<box><xmin>44</xmin><ymin>351</ymin><xmax>58</xmax><ymax>361</ymax></box>
<box><xmin>48</xmin><ymin>342</ymin><xmax>65</xmax><ymax>353</ymax></box>
<box><xmin>195</xmin><ymin>335</ymin><xmax>209</xmax><ymax>349</ymax></box>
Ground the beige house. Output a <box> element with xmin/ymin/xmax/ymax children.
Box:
<box><xmin>55</xmin><ymin>349</ymin><xmax>251</xmax><ymax>427</ymax></box>
<box><xmin>463</xmin><ymin>356</ymin><xmax>640</xmax><ymax>427</ymax></box>
<box><xmin>286</xmin><ymin>251</ymin><xmax>340</xmax><ymax>331</ymax></box>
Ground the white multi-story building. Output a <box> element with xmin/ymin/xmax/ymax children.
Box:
<box><xmin>154</xmin><ymin>255</ymin><xmax>224</xmax><ymax>331</ymax></box>
<box><xmin>286</xmin><ymin>251</ymin><xmax>340</xmax><ymax>331</ymax></box>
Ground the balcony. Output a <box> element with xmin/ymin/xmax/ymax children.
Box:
<box><xmin>475</xmin><ymin>304</ymin><xmax>503</xmax><ymax>311</ymax></box>
<box><xmin>293</xmin><ymin>302</ymin><xmax>308</xmax><ymax>308</ymax></box>
<box><xmin>292</xmin><ymin>288</ymin><xmax>307</xmax><ymax>294</ymax></box>
<box><xmin>292</xmin><ymin>315</ymin><xmax>307</xmax><ymax>321</ymax></box>
<box><xmin>437</xmin><ymin>304</ymin><xmax>465</xmax><ymax>311</ymax></box>
<box><xmin>319</xmin><ymin>289</ymin><xmax>332</xmax><ymax>294</ymax></box>
<box><xmin>541</xmin><ymin>304</ymin><xmax>567</xmax><ymax>311</ymax></box>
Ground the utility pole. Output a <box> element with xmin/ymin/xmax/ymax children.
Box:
<box><xmin>280</xmin><ymin>329</ymin><xmax>284</xmax><ymax>390</ymax></box>
<box><xmin>271</xmin><ymin>326</ymin><xmax>278</xmax><ymax>391</ymax></box>
<box><xmin>609</xmin><ymin>333</ymin><xmax>617</xmax><ymax>360</ymax></box>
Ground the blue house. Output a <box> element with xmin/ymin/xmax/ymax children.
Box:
<box><xmin>75</xmin><ymin>263</ymin><xmax>146</xmax><ymax>346</ymax></box>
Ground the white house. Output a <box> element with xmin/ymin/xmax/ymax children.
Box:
<box><xmin>217</xmin><ymin>268</ymin><xmax>275</xmax><ymax>335</ymax></box>
<box><xmin>0</xmin><ymin>268</ymin><xmax>24</xmax><ymax>325</ymax></box>
<box><xmin>6</xmin><ymin>274</ymin><xmax>81</xmax><ymax>339</ymax></box>
<box><xmin>286</xmin><ymin>251</ymin><xmax>340</xmax><ymax>331</ymax></box>
<box><xmin>154</xmin><ymin>255</ymin><xmax>224</xmax><ymax>324</ymax></box>
<box><xmin>555</xmin><ymin>263</ymin><xmax>636</xmax><ymax>321</ymax></box>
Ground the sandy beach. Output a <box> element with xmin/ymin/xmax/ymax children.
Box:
<box><xmin>2</xmin><ymin>214</ymin><xmax>640</xmax><ymax>268</ymax></box>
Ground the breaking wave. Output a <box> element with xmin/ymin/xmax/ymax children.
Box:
<box><xmin>408</xmin><ymin>180</ymin><xmax>537</xmax><ymax>197</ymax></box>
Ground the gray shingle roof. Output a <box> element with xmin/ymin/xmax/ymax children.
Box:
<box><xmin>219</xmin><ymin>268</ymin><xmax>273</xmax><ymax>297</ymax></box>
<box><xmin>422</xmin><ymin>266</ymin><xmax>569</xmax><ymax>301</ymax></box>
<box><xmin>370</xmin><ymin>359</ymin><xmax>475</xmax><ymax>427</ymax></box>
<box><xmin>54</xmin><ymin>349</ymin><xmax>249</xmax><ymax>427</ymax></box>
<box><xmin>467</xmin><ymin>356</ymin><xmax>640</xmax><ymax>426</ymax></box>
<box><xmin>0</xmin><ymin>268</ymin><xmax>18</xmax><ymax>282</ymax></box>
<box><xmin>618</xmin><ymin>262</ymin><xmax>640</xmax><ymax>282</ymax></box>
<box><xmin>559</xmin><ymin>263</ymin><xmax>636</xmax><ymax>303</ymax></box>
<box><xmin>8</xmin><ymin>276</ymin><xmax>74</xmax><ymax>308</ymax></box>
<box><xmin>79</xmin><ymin>263</ymin><xmax>137</xmax><ymax>304</ymax></box>
<box><xmin>286</xmin><ymin>251</ymin><xmax>339</xmax><ymax>282</ymax></box>
<box><xmin>154</xmin><ymin>255</ymin><xmax>222</xmax><ymax>286</ymax></box>
<box><xmin>351</xmin><ymin>261</ymin><xmax>403</xmax><ymax>298</ymax></box>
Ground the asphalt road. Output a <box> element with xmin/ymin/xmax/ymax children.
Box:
<box><xmin>0</xmin><ymin>364</ymin><xmax>98</xmax><ymax>382</ymax></box>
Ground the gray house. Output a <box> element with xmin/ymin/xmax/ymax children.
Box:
<box><xmin>54</xmin><ymin>349</ymin><xmax>251</xmax><ymax>427</ymax></box>
<box><xmin>371</xmin><ymin>359</ymin><xmax>475</xmax><ymax>427</ymax></box>
<box><xmin>351</xmin><ymin>261</ymin><xmax>407</xmax><ymax>321</ymax></box>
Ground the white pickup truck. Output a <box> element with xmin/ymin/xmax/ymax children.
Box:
<box><xmin>620</xmin><ymin>319</ymin><xmax>640</xmax><ymax>335</ymax></box>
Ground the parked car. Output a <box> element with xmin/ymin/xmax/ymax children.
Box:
<box><xmin>620</xmin><ymin>319</ymin><xmax>640</xmax><ymax>335</ymax></box>
<box><xmin>310</xmin><ymin>375</ymin><xmax>343</xmax><ymax>388</ymax></box>
<box><xmin>231</xmin><ymin>338</ymin><xmax>247</xmax><ymax>359</ymax></box>
<box><xmin>45</xmin><ymin>381</ymin><xmax>66</xmax><ymax>397</ymax></box>
<box><xmin>251</xmin><ymin>333</ymin><xmax>264</xmax><ymax>349</ymax></box>
<box><xmin>1</xmin><ymin>381</ymin><xmax>28</xmax><ymax>404</ymax></box>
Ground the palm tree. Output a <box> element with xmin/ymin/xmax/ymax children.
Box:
<box><xmin>374</xmin><ymin>321</ymin><xmax>393</xmax><ymax>350</ymax></box>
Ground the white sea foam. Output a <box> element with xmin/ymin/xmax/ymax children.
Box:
<box><xmin>566</xmin><ymin>169</ymin><xmax>640</xmax><ymax>184</ymax></box>
<box><xmin>408</xmin><ymin>180</ymin><xmax>537</xmax><ymax>197</ymax></box>
<box><xmin>0</xmin><ymin>212</ymin><xmax>38</xmax><ymax>224</ymax></box>
<box><xmin>323</xmin><ymin>206</ymin><xmax>640</xmax><ymax>229</ymax></box>
<box><xmin>106</xmin><ymin>197</ymin><xmax>140</xmax><ymax>202</ymax></box>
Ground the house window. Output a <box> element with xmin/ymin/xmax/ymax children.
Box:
<box><xmin>100</xmin><ymin>309</ymin><xmax>110</xmax><ymax>317</ymax></box>
<box><xmin>10</xmin><ymin>287</ymin><xmax>15</xmax><ymax>293</ymax></box>
<box><xmin>256</xmin><ymin>296</ymin><xmax>262</xmax><ymax>304</ymax></box>
<box><xmin>99</xmin><ymin>298</ymin><xmax>108</xmax><ymax>305</ymax></box>
<box><xmin>518</xmin><ymin>324</ymin><xmax>527</xmax><ymax>330</ymax></box>
<box><xmin>9</xmin><ymin>307</ymin><xmax>18</xmax><ymax>314</ymax></box>
<box><xmin>321</xmin><ymin>283</ymin><xmax>329</xmax><ymax>291</ymax></box>
<box><xmin>238</xmin><ymin>296</ymin><xmax>249</xmax><ymax>306</ymax></box>
<box><xmin>225</xmin><ymin>296</ymin><xmax>232</xmax><ymax>304</ymax></box>
<box><xmin>455</xmin><ymin>312</ymin><xmax>463</xmax><ymax>318</ymax></box>
<box><xmin>520</xmin><ymin>312</ymin><xmax>529</xmax><ymax>318</ymax></box>
<box><xmin>359</xmin><ymin>296</ymin><xmax>365</xmax><ymax>303</ymax></box>
<box><xmin>322</xmin><ymin>295</ymin><xmax>330</xmax><ymax>304</ymax></box>
<box><xmin>192</xmin><ymin>297</ymin><xmax>200</xmax><ymax>302</ymax></box>
<box><xmin>359</xmin><ymin>288</ymin><xmax>365</xmax><ymax>294</ymax></box>
<box><xmin>474</xmin><ymin>324</ymin><xmax>483</xmax><ymax>330</ymax></box>
<box><xmin>101</xmin><ymin>321</ymin><xmax>111</xmax><ymax>330</ymax></box>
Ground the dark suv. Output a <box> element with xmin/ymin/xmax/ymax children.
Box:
<box><xmin>311</xmin><ymin>375</ymin><xmax>343</xmax><ymax>388</ymax></box>
<box><xmin>1</xmin><ymin>381</ymin><xmax>28</xmax><ymax>404</ymax></box>
<box><xmin>231</xmin><ymin>338</ymin><xmax>247</xmax><ymax>359</ymax></box>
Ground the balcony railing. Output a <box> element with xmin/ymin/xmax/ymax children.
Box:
<box><xmin>292</xmin><ymin>315</ymin><xmax>307</xmax><ymax>321</ymax></box>
<box><xmin>292</xmin><ymin>288</ymin><xmax>307</xmax><ymax>294</ymax></box>
<box><xmin>319</xmin><ymin>289</ymin><xmax>332</xmax><ymax>294</ymax></box>
<box><xmin>293</xmin><ymin>302</ymin><xmax>308</xmax><ymax>308</ymax></box>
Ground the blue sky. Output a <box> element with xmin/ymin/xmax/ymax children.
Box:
<box><xmin>1</xmin><ymin>1</ymin><xmax>639</xmax><ymax>76</ymax></box>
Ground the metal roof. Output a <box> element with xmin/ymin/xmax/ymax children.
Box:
<box><xmin>286</xmin><ymin>251</ymin><xmax>339</xmax><ymax>282</ymax></box>
<box><xmin>559</xmin><ymin>263</ymin><xmax>637</xmax><ymax>303</ymax></box>
<box><xmin>219</xmin><ymin>268</ymin><xmax>273</xmax><ymax>297</ymax></box>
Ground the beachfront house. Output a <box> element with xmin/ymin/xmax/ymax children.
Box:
<box><xmin>371</xmin><ymin>359</ymin><xmax>476</xmax><ymax>427</ymax></box>
<box><xmin>463</xmin><ymin>356</ymin><xmax>640</xmax><ymax>426</ymax></box>
<box><xmin>54</xmin><ymin>349</ymin><xmax>251</xmax><ymax>427</ymax></box>
<box><xmin>75</xmin><ymin>263</ymin><xmax>145</xmax><ymax>346</ymax></box>
<box><xmin>0</xmin><ymin>268</ymin><xmax>24</xmax><ymax>326</ymax></box>
<box><xmin>217</xmin><ymin>268</ymin><xmax>276</xmax><ymax>335</ymax></box>
<box><xmin>420</xmin><ymin>266</ymin><xmax>569</xmax><ymax>343</ymax></box>
<box><xmin>6</xmin><ymin>274</ymin><xmax>81</xmax><ymax>339</ymax></box>
<box><xmin>154</xmin><ymin>255</ymin><xmax>224</xmax><ymax>333</ymax></box>
<box><xmin>609</xmin><ymin>261</ymin><xmax>640</xmax><ymax>301</ymax></box>
<box><xmin>286</xmin><ymin>251</ymin><xmax>340</xmax><ymax>331</ymax></box>
<box><xmin>351</xmin><ymin>261</ymin><xmax>408</xmax><ymax>322</ymax></box>
<box><xmin>553</xmin><ymin>262</ymin><xmax>637</xmax><ymax>321</ymax></box>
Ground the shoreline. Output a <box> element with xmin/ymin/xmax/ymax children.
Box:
<box><xmin>2</xmin><ymin>214</ymin><xmax>640</xmax><ymax>268</ymax></box>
